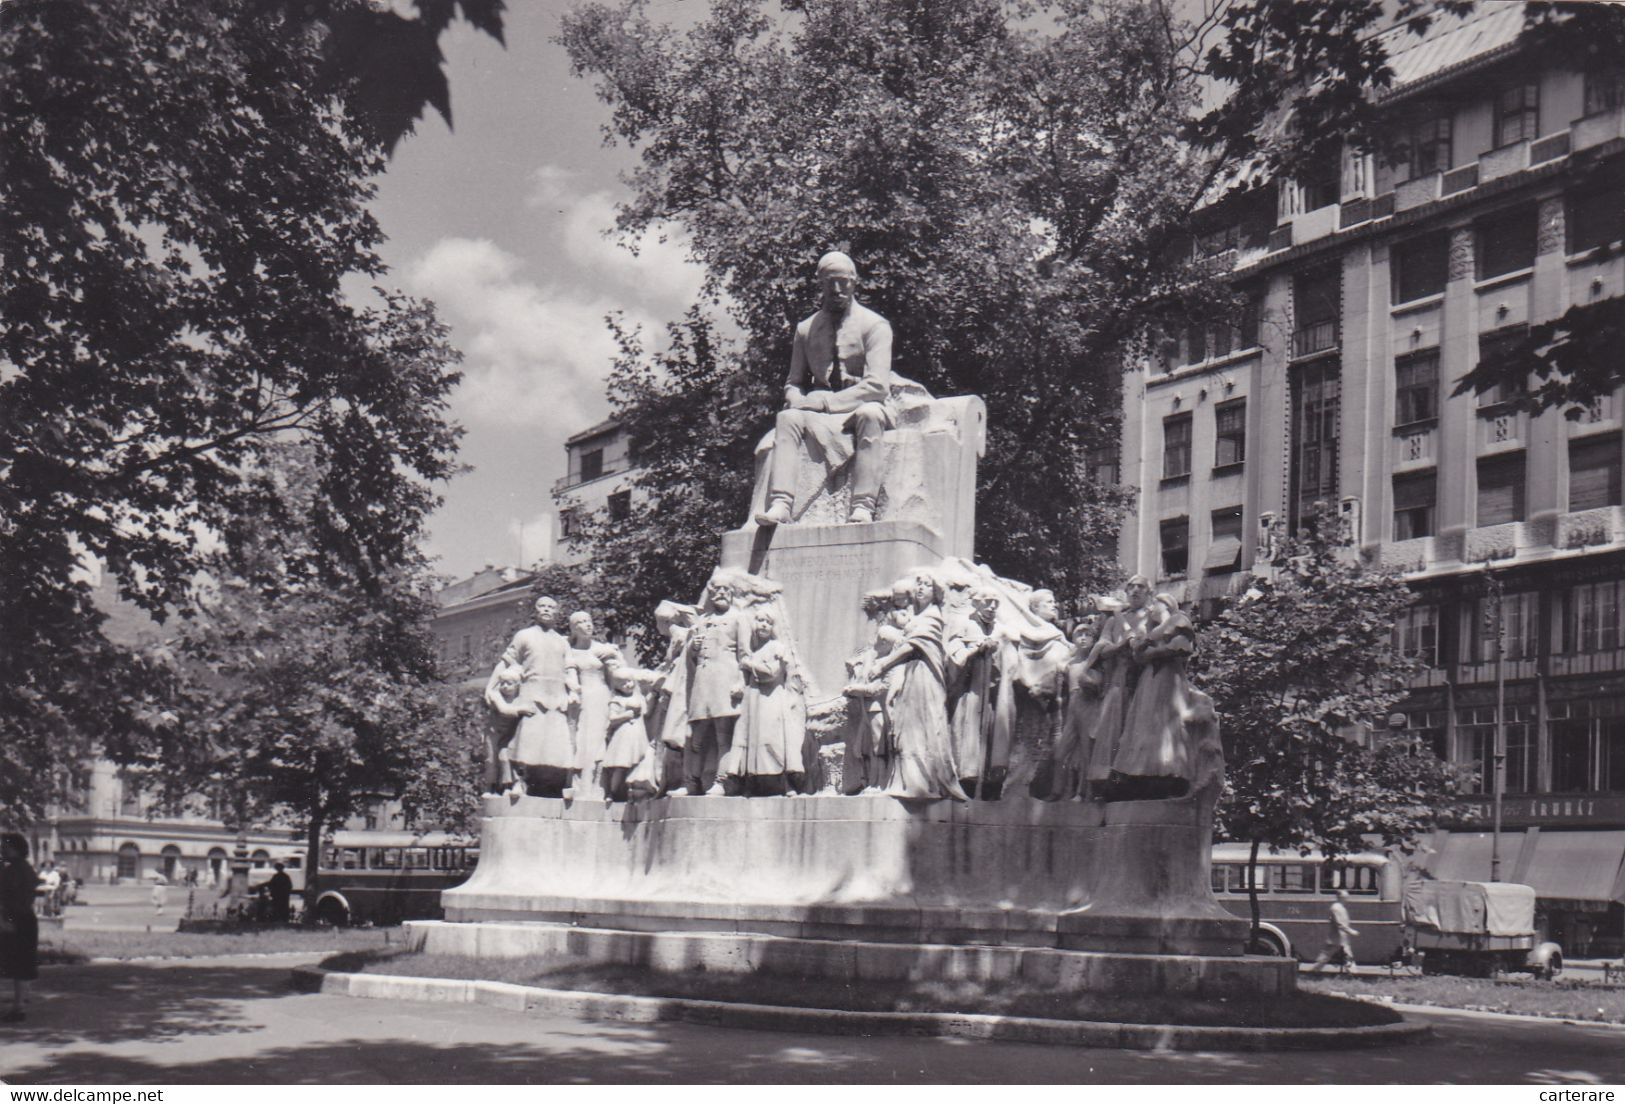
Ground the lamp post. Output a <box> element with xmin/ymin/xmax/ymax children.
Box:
<box><xmin>1485</xmin><ymin>570</ymin><xmax>1506</xmax><ymax>883</ymax></box>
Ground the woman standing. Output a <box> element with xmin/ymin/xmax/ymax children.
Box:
<box><xmin>1083</xmin><ymin>575</ymin><xmax>1152</xmax><ymax>798</ymax></box>
<box><xmin>877</xmin><ymin>572</ymin><xmax>969</xmax><ymax>802</ymax></box>
<box><xmin>565</xmin><ymin>611</ymin><xmax>624</xmax><ymax>800</ymax></box>
<box><xmin>0</xmin><ymin>832</ymin><xmax>39</xmax><ymax>1023</ymax></box>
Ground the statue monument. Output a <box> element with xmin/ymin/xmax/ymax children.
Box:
<box><xmin>418</xmin><ymin>250</ymin><xmax>1291</xmax><ymax>1009</ymax></box>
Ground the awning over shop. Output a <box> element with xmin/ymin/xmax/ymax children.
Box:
<box><xmin>1520</xmin><ymin>831</ymin><xmax>1625</xmax><ymax>905</ymax></box>
<box><xmin>1203</xmin><ymin>536</ymin><xmax>1243</xmax><ymax>573</ymax></box>
<box><xmin>1425</xmin><ymin>832</ymin><xmax>1531</xmax><ymax>883</ymax></box>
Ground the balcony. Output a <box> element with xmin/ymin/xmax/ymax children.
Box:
<box><xmin>1557</xmin><ymin>505</ymin><xmax>1625</xmax><ymax>550</ymax></box>
<box><xmin>1394</xmin><ymin>172</ymin><xmax>1442</xmax><ymax>213</ymax></box>
<box><xmin>1454</xmin><ymin>656</ymin><xmax>1538</xmax><ymax>685</ymax></box>
<box><xmin>1379</xmin><ymin>536</ymin><xmax>1434</xmax><ymax>574</ymax></box>
<box><xmin>1479</xmin><ymin>140</ymin><xmax>1529</xmax><ymax>184</ymax></box>
<box><xmin>1550</xmin><ymin>647</ymin><xmax>1625</xmax><ymax>678</ymax></box>
<box><xmin>1464</xmin><ymin>520</ymin><xmax>1524</xmax><ymax>563</ymax></box>
<box><xmin>1291</xmin><ymin>319</ymin><xmax>1339</xmax><ymax>359</ymax></box>
<box><xmin>1574</xmin><ymin>110</ymin><xmax>1624</xmax><ymax>153</ymax></box>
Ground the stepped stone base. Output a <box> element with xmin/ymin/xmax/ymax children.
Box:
<box><xmin>403</xmin><ymin>920</ymin><xmax>1294</xmax><ymax>998</ymax></box>
<box><xmin>441</xmin><ymin>794</ymin><xmax>1251</xmax><ymax>957</ymax></box>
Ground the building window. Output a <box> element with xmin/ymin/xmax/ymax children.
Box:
<box><xmin>1584</xmin><ymin>67</ymin><xmax>1625</xmax><ymax>116</ymax></box>
<box><xmin>1392</xmin><ymin>470</ymin><xmax>1436</xmax><ymax>540</ymax></box>
<box><xmin>1475</xmin><ymin>326</ymin><xmax>1530</xmax><ymax>407</ymax></box>
<box><xmin>1183</xmin><ymin>323</ymin><xmax>1207</xmax><ymax>366</ymax></box>
<box><xmin>1392</xmin><ymin>605</ymin><xmax>1439</xmax><ymax>668</ymax></box>
<box><xmin>1205</xmin><ymin>507</ymin><xmax>1244</xmax><ymax>575</ymax></box>
<box><xmin>1160</xmin><ymin>517</ymin><xmax>1189</xmax><ymax>578</ymax></box>
<box><xmin>1394</xmin><ymin>351</ymin><xmax>1439</xmax><ymax>426</ymax></box>
<box><xmin>1569</xmin><ymin>185</ymin><xmax>1624</xmax><ymax>255</ymax></box>
<box><xmin>1457</xmin><ymin>704</ymin><xmax>1538</xmax><ymax>795</ymax></box>
<box><xmin>1465</xmin><ymin>591</ymin><xmax>1540</xmax><ymax>663</ymax></box>
<box><xmin>1493</xmin><ymin>81</ymin><xmax>1540</xmax><ymax>147</ymax></box>
<box><xmin>1570</xmin><ymin>435</ymin><xmax>1623</xmax><ymax>512</ymax></box>
<box><xmin>559</xmin><ymin>507</ymin><xmax>581</xmax><ymax>538</ymax></box>
<box><xmin>116</xmin><ymin>843</ymin><xmax>140</xmax><ymax>881</ymax></box>
<box><xmin>1401</xmin><ymin>115</ymin><xmax>1453</xmax><ymax>180</ymax></box>
<box><xmin>1548</xmin><ymin>700</ymin><xmax>1625</xmax><ymax>794</ymax></box>
<box><xmin>118</xmin><ymin>774</ymin><xmax>141</xmax><ymax>817</ymax></box>
<box><xmin>1560</xmin><ymin>580</ymin><xmax>1625</xmax><ymax>654</ymax></box>
<box><xmin>1391</xmin><ymin>232</ymin><xmax>1449</xmax><ymax>304</ymax></box>
<box><xmin>1214</xmin><ymin>400</ymin><xmax>1246</xmax><ymax>468</ymax></box>
<box><xmin>608</xmin><ymin>489</ymin><xmax>632</xmax><ymax>521</ymax></box>
<box><xmin>1298</xmin><ymin>145</ymin><xmax>1341</xmax><ymax>212</ymax></box>
<box><xmin>1475</xmin><ymin>205</ymin><xmax>1536</xmax><ymax>280</ymax></box>
<box><xmin>1238</xmin><ymin>293</ymin><xmax>1262</xmax><ymax>350</ymax></box>
<box><xmin>1088</xmin><ymin>444</ymin><xmax>1119</xmax><ymax>486</ymax></box>
<box><xmin>1162</xmin><ymin>414</ymin><xmax>1192</xmax><ymax>480</ymax></box>
<box><xmin>1290</xmin><ymin>361</ymin><xmax>1341</xmax><ymax>529</ymax></box>
<box><xmin>578</xmin><ymin>447</ymin><xmax>605</xmax><ymax>482</ymax></box>
<box><xmin>1398</xmin><ymin>708</ymin><xmax>1448</xmax><ymax>761</ymax></box>
<box><xmin>1476</xmin><ymin>453</ymin><xmax>1526</xmax><ymax>526</ymax></box>
<box><xmin>1291</xmin><ymin>267</ymin><xmax>1340</xmax><ymax>358</ymax></box>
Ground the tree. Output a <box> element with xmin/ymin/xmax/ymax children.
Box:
<box><xmin>555</xmin><ymin>0</ymin><xmax>1495</xmax><ymax>642</ymax></box>
<box><xmin>139</xmin><ymin>451</ymin><xmax>475</xmax><ymax>906</ymax></box>
<box><xmin>0</xmin><ymin>0</ymin><xmax>502</xmax><ymax>822</ymax></box>
<box><xmin>1193</xmin><ymin>505</ymin><xmax>1466</xmax><ymax>945</ymax></box>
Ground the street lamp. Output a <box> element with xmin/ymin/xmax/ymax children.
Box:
<box><xmin>1483</xmin><ymin>570</ymin><xmax>1506</xmax><ymax>883</ymax></box>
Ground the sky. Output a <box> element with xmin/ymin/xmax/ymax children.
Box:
<box><xmin>367</xmin><ymin>1</ymin><xmax>709</xmax><ymax>580</ymax></box>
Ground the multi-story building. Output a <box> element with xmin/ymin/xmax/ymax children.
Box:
<box><xmin>1117</xmin><ymin>5</ymin><xmax>1625</xmax><ymax>953</ymax></box>
<box><xmin>428</xmin><ymin>564</ymin><xmax>535</xmax><ymax>690</ymax></box>
<box><xmin>551</xmin><ymin>417</ymin><xmax>640</xmax><ymax>565</ymax></box>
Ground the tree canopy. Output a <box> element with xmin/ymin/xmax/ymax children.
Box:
<box><xmin>555</xmin><ymin>0</ymin><xmax>1497</xmax><ymax>639</ymax></box>
<box><xmin>0</xmin><ymin>0</ymin><xmax>503</xmax><ymax>822</ymax></box>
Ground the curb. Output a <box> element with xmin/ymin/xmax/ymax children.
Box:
<box><xmin>289</xmin><ymin>966</ymin><xmax>1431</xmax><ymax>1052</ymax></box>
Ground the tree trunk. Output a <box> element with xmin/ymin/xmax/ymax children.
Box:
<box><xmin>302</xmin><ymin>810</ymin><xmax>325</xmax><ymax>924</ymax></box>
<box><xmin>1247</xmin><ymin>837</ymin><xmax>1263</xmax><ymax>952</ymax></box>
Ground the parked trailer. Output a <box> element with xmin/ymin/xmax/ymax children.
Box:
<box><xmin>1405</xmin><ymin>879</ymin><xmax>1563</xmax><ymax>979</ymax></box>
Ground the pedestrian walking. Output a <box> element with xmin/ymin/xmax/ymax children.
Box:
<box><xmin>266</xmin><ymin>863</ymin><xmax>293</xmax><ymax>925</ymax></box>
<box><xmin>1308</xmin><ymin>889</ymin><xmax>1360</xmax><ymax>973</ymax></box>
<box><xmin>151</xmin><ymin>880</ymin><xmax>166</xmax><ymax>917</ymax></box>
<box><xmin>0</xmin><ymin>832</ymin><xmax>40</xmax><ymax>1023</ymax></box>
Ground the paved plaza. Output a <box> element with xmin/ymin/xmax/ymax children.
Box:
<box><xmin>2</xmin><ymin>953</ymin><xmax>1623</xmax><ymax>1085</ymax></box>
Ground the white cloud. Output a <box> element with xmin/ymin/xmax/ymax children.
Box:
<box><xmin>406</xmin><ymin>236</ymin><xmax>636</xmax><ymax>430</ymax></box>
<box><xmin>506</xmin><ymin>511</ymin><xmax>555</xmax><ymax>568</ymax></box>
<box><xmin>558</xmin><ymin>190</ymin><xmax>708</xmax><ymax>307</ymax></box>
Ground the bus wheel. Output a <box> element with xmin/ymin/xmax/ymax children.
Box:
<box><xmin>316</xmin><ymin>898</ymin><xmax>349</xmax><ymax>928</ymax></box>
<box><xmin>1247</xmin><ymin>931</ymin><xmax>1288</xmax><ymax>958</ymax></box>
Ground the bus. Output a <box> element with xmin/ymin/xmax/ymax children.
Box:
<box><xmin>309</xmin><ymin>830</ymin><xmax>479</xmax><ymax>927</ymax></box>
<box><xmin>1210</xmin><ymin>844</ymin><xmax>1409</xmax><ymax>964</ymax></box>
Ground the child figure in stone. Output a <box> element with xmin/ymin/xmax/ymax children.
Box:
<box><xmin>601</xmin><ymin>667</ymin><xmax>649</xmax><ymax>804</ymax></box>
<box><xmin>565</xmin><ymin>611</ymin><xmax>623</xmax><ymax>801</ymax></box>
<box><xmin>841</xmin><ymin>588</ymin><xmax>893</xmax><ymax>794</ymax></box>
<box><xmin>481</xmin><ymin>663</ymin><xmax>527</xmax><ymax>795</ymax></box>
<box><xmin>734</xmin><ymin>608</ymin><xmax>806</xmax><ymax>796</ymax></box>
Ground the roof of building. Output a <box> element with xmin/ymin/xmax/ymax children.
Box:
<box><xmin>434</xmin><ymin>566</ymin><xmax>532</xmax><ymax>609</ymax></box>
<box><xmin>565</xmin><ymin>417</ymin><xmax>623</xmax><ymax>447</ymax></box>
<box><xmin>1379</xmin><ymin>2</ymin><xmax>1530</xmax><ymax>103</ymax></box>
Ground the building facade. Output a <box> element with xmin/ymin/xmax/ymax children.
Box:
<box><xmin>1118</xmin><ymin>6</ymin><xmax>1625</xmax><ymax>953</ymax></box>
<box><xmin>428</xmin><ymin>565</ymin><xmax>536</xmax><ymax>691</ymax></box>
<box><xmin>552</xmin><ymin>417</ymin><xmax>640</xmax><ymax>565</ymax></box>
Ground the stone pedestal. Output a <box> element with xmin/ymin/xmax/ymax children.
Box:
<box><xmin>720</xmin><ymin>520</ymin><xmax>945</xmax><ymax>698</ymax></box>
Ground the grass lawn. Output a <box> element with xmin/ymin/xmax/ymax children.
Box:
<box><xmin>1301</xmin><ymin>972</ymin><xmax>1625</xmax><ymax>1025</ymax></box>
<box><xmin>42</xmin><ymin>926</ymin><xmax>399</xmax><ymax>962</ymax></box>
<box><xmin>318</xmin><ymin>947</ymin><xmax>1399</xmax><ymax>1030</ymax></box>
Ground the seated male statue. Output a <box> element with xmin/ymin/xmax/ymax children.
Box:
<box><xmin>754</xmin><ymin>251</ymin><xmax>893</xmax><ymax>527</ymax></box>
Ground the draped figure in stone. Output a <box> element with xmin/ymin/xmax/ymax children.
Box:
<box><xmin>876</xmin><ymin>572</ymin><xmax>968</xmax><ymax>802</ymax></box>
<box><xmin>497</xmin><ymin>595</ymin><xmax>575</xmax><ymax>797</ymax></box>
<box><xmin>1110</xmin><ymin>593</ymin><xmax>1215</xmax><ymax>801</ymax></box>
<box><xmin>946</xmin><ymin>586</ymin><xmax>1006</xmax><ymax>799</ymax></box>
<box><xmin>1083</xmin><ymin>575</ymin><xmax>1152</xmax><ymax>795</ymax></box>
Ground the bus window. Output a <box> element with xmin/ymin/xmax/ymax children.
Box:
<box><xmin>322</xmin><ymin>848</ymin><xmax>340</xmax><ymax>869</ymax></box>
<box><xmin>1211</xmin><ymin>866</ymin><xmax>1229</xmax><ymax>893</ymax></box>
<box><xmin>284</xmin><ymin>856</ymin><xmax>302</xmax><ymax>870</ymax></box>
<box><xmin>342</xmin><ymin>849</ymin><xmax>361</xmax><ymax>871</ymax></box>
<box><xmin>404</xmin><ymin>848</ymin><xmax>429</xmax><ymax>869</ymax></box>
<box><xmin>1272</xmin><ymin>864</ymin><xmax>1316</xmax><ymax>894</ymax></box>
<box><xmin>1233</xmin><ymin>864</ymin><xmax>1267</xmax><ymax>893</ymax></box>
<box><xmin>371</xmin><ymin>848</ymin><xmax>402</xmax><ymax>870</ymax></box>
<box><xmin>1322</xmin><ymin>865</ymin><xmax>1380</xmax><ymax>895</ymax></box>
<box><xmin>465</xmin><ymin>850</ymin><xmax>479</xmax><ymax>869</ymax></box>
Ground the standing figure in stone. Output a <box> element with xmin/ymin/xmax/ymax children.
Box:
<box><xmin>601</xmin><ymin>667</ymin><xmax>648</xmax><ymax>804</ymax></box>
<box><xmin>947</xmin><ymin>586</ymin><xmax>1005</xmax><ymax>799</ymax></box>
<box><xmin>874</xmin><ymin>572</ymin><xmax>969</xmax><ymax>802</ymax></box>
<box><xmin>1110</xmin><ymin>593</ymin><xmax>1201</xmax><ymax>800</ymax></box>
<box><xmin>1049</xmin><ymin>612</ymin><xmax>1107</xmax><ymax>801</ymax></box>
<box><xmin>685</xmin><ymin>576</ymin><xmax>751</xmax><ymax>795</ymax></box>
<box><xmin>841</xmin><ymin>589</ymin><xmax>894</xmax><ymax>794</ymax></box>
<box><xmin>1083</xmin><ymin>575</ymin><xmax>1153</xmax><ymax>797</ymax></box>
<box><xmin>754</xmin><ymin>252</ymin><xmax>893</xmax><ymax>527</ymax></box>
<box><xmin>734</xmin><ymin>608</ymin><xmax>806</xmax><ymax>796</ymax></box>
<box><xmin>1001</xmin><ymin>588</ymin><xmax>1072</xmax><ymax>798</ymax></box>
<box><xmin>498</xmin><ymin>596</ymin><xmax>575</xmax><ymax>797</ymax></box>
<box><xmin>565</xmin><ymin>611</ymin><xmax>623</xmax><ymax>801</ymax></box>
<box><xmin>644</xmin><ymin>600</ymin><xmax>697</xmax><ymax>795</ymax></box>
<box><xmin>480</xmin><ymin>663</ymin><xmax>527</xmax><ymax>794</ymax></box>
